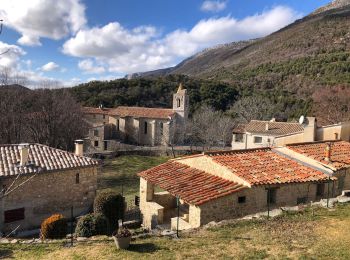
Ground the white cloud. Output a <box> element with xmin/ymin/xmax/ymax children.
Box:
<box><xmin>0</xmin><ymin>41</ymin><xmax>26</xmax><ymax>68</ymax></box>
<box><xmin>201</xmin><ymin>1</ymin><xmax>227</xmax><ymax>12</ymax></box>
<box><xmin>0</xmin><ymin>0</ymin><xmax>86</xmax><ymax>46</ymax></box>
<box><xmin>78</xmin><ymin>59</ymin><xmax>105</xmax><ymax>74</ymax></box>
<box><xmin>41</xmin><ymin>62</ymin><xmax>60</xmax><ymax>72</ymax></box>
<box><xmin>62</xmin><ymin>6</ymin><xmax>300</xmax><ymax>75</ymax></box>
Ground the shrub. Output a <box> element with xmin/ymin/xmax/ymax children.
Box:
<box><xmin>94</xmin><ymin>192</ymin><xmax>125</xmax><ymax>232</ymax></box>
<box><xmin>41</xmin><ymin>214</ymin><xmax>67</xmax><ymax>239</ymax></box>
<box><xmin>75</xmin><ymin>213</ymin><xmax>109</xmax><ymax>237</ymax></box>
<box><xmin>112</xmin><ymin>227</ymin><xmax>131</xmax><ymax>238</ymax></box>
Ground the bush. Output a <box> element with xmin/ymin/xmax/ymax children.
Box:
<box><xmin>94</xmin><ymin>192</ymin><xmax>125</xmax><ymax>232</ymax></box>
<box><xmin>41</xmin><ymin>214</ymin><xmax>67</xmax><ymax>239</ymax></box>
<box><xmin>75</xmin><ymin>213</ymin><xmax>109</xmax><ymax>237</ymax></box>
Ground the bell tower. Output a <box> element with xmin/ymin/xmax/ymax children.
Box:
<box><xmin>173</xmin><ymin>83</ymin><xmax>189</xmax><ymax>120</ymax></box>
<box><xmin>172</xmin><ymin>83</ymin><xmax>189</xmax><ymax>144</ymax></box>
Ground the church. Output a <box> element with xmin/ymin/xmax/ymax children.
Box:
<box><xmin>83</xmin><ymin>84</ymin><xmax>189</xmax><ymax>151</ymax></box>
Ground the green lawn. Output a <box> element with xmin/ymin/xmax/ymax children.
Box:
<box><xmin>2</xmin><ymin>204</ymin><xmax>350</xmax><ymax>259</ymax></box>
<box><xmin>98</xmin><ymin>155</ymin><xmax>169</xmax><ymax>205</ymax></box>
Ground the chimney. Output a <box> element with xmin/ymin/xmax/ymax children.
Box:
<box><xmin>265</xmin><ymin>123</ymin><xmax>269</xmax><ymax>131</ymax></box>
<box><xmin>19</xmin><ymin>144</ymin><xmax>29</xmax><ymax>166</ymax></box>
<box><xmin>75</xmin><ymin>140</ymin><xmax>84</xmax><ymax>156</ymax></box>
<box><xmin>324</xmin><ymin>143</ymin><xmax>331</xmax><ymax>162</ymax></box>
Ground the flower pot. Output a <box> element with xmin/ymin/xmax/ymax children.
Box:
<box><xmin>113</xmin><ymin>236</ymin><xmax>131</xmax><ymax>249</ymax></box>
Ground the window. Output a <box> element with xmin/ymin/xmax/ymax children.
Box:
<box><xmin>103</xmin><ymin>115</ymin><xmax>105</xmax><ymax>119</ymax></box>
<box><xmin>94</xmin><ymin>140</ymin><xmax>99</xmax><ymax>147</ymax></box>
<box><xmin>144</xmin><ymin>122</ymin><xmax>148</xmax><ymax>134</ymax></box>
<box><xmin>160</xmin><ymin>122</ymin><xmax>164</xmax><ymax>135</ymax></box>
<box><xmin>267</xmin><ymin>188</ymin><xmax>277</xmax><ymax>204</ymax></box>
<box><xmin>177</xmin><ymin>98</ymin><xmax>181</xmax><ymax>108</ymax></box>
<box><xmin>94</xmin><ymin>130</ymin><xmax>99</xmax><ymax>136</ymax></box>
<box><xmin>334</xmin><ymin>133</ymin><xmax>339</xmax><ymax>140</ymax></box>
<box><xmin>254</xmin><ymin>136</ymin><xmax>263</xmax><ymax>143</ymax></box>
<box><xmin>75</xmin><ymin>173</ymin><xmax>80</xmax><ymax>184</ymax></box>
<box><xmin>4</xmin><ymin>208</ymin><xmax>25</xmax><ymax>223</ymax></box>
<box><xmin>297</xmin><ymin>197</ymin><xmax>307</xmax><ymax>204</ymax></box>
<box><xmin>117</xmin><ymin>119</ymin><xmax>120</xmax><ymax>131</ymax></box>
<box><xmin>316</xmin><ymin>183</ymin><xmax>325</xmax><ymax>196</ymax></box>
<box><xmin>238</xmin><ymin>196</ymin><xmax>246</xmax><ymax>204</ymax></box>
<box><xmin>235</xmin><ymin>134</ymin><xmax>244</xmax><ymax>143</ymax></box>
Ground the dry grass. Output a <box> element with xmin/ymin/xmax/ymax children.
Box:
<box><xmin>2</xmin><ymin>204</ymin><xmax>350</xmax><ymax>259</ymax></box>
<box><xmin>98</xmin><ymin>155</ymin><xmax>169</xmax><ymax>204</ymax></box>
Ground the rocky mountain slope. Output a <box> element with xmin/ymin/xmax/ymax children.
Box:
<box><xmin>313</xmin><ymin>0</ymin><xmax>350</xmax><ymax>14</ymax></box>
<box><xmin>135</xmin><ymin>1</ymin><xmax>350</xmax><ymax>98</ymax></box>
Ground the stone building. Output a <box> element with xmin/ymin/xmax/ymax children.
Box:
<box><xmin>138</xmin><ymin>140</ymin><xmax>350</xmax><ymax>230</ymax></box>
<box><xmin>83</xmin><ymin>84</ymin><xmax>189</xmax><ymax>150</ymax></box>
<box><xmin>232</xmin><ymin>117</ymin><xmax>350</xmax><ymax>150</ymax></box>
<box><xmin>0</xmin><ymin>142</ymin><xmax>99</xmax><ymax>233</ymax></box>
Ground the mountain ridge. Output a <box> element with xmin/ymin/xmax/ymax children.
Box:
<box><xmin>130</xmin><ymin>1</ymin><xmax>350</xmax><ymax>81</ymax></box>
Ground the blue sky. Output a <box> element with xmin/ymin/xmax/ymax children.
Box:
<box><xmin>0</xmin><ymin>0</ymin><xmax>330</xmax><ymax>87</ymax></box>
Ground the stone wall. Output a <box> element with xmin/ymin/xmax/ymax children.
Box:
<box><xmin>333</xmin><ymin>168</ymin><xmax>350</xmax><ymax>194</ymax></box>
<box><xmin>85</xmin><ymin>113</ymin><xmax>109</xmax><ymax>127</ymax></box>
<box><xmin>194</xmin><ymin>182</ymin><xmax>329</xmax><ymax>226</ymax></box>
<box><xmin>153</xmin><ymin>191</ymin><xmax>176</xmax><ymax>209</ymax></box>
<box><xmin>179</xmin><ymin>155</ymin><xmax>249</xmax><ymax>186</ymax></box>
<box><xmin>0</xmin><ymin>166</ymin><xmax>98</xmax><ymax>233</ymax></box>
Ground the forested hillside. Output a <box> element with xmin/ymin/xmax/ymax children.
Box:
<box><xmin>71</xmin><ymin>2</ymin><xmax>350</xmax><ymax>125</ymax></box>
<box><xmin>71</xmin><ymin>75</ymin><xmax>310</xmax><ymax>121</ymax></box>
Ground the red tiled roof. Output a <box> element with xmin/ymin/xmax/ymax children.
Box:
<box><xmin>243</xmin><ymin>120</ymin><xmax>304</xmax><ymax>136</ymax></box>
<box><xmin>138</xmin><ymin>161</ymin><xmax>245</xmax><ymax>205</ymax></box>
<box><xmin>287</xmin><ymin>141</ymin><xmax>350</xmax><ymax>170</ymax></box>
<box><xmin>207</xmin><ymin>148</ymin><xmax>329</xmax><ymax>185</ymax></box>
<box><xmin>0</xmin><ymin>144</ymin><xmax>98</xmax><ymax>177</ymax></box>
<box><xmin>82</xmin><ymin>107</ymin><xmax>112</xmax><ymax>115</ymax></box>
<box><xmin>109</xmin><ymin>106</ymin><xmax>175</xmax><ymax>119</ymax></box>
<box><xmin>83</xmin><ymin>106</ymin><xmax>175</xmax><ymax>119</ymax></box>
<box><xmin>232</xmin><ymin>123</ymin><xmax>247</xmax><ymax>134</ymax></box>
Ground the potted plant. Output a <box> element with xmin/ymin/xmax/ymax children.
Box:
<box><xmin>112</xmin><ymin>227</ymin><xmax>132</xmax><ymax>249</ymax></box>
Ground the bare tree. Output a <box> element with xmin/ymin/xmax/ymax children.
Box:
<box><xmin>312</xmin><ymin>85</ymin><xmax>350</xmax><ymax>125</ymax></box>
<box><xmin>0</xmin><ymin>67</ymin><xmax>27</xmax><ymax>86</ymax></box>
<box><xmin>229</xmin><ymin>95</ymin><xmax>275</xmax><ymax>123</ymax></box>
<box><xmin>25</xmin><ymin>88</ymin><xmax>88</xmax><ymax>150</ymax></box>
<box><xmin>188</xmin><ymin>105</ymin><xmax>235</xmax><ymax>151</ymax></box>
<box><xmin>0</xmin><ymin>82</ymin><xmax>88</xmax><ymax>151</ymax></box>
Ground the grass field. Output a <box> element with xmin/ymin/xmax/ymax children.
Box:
<box><xmin>98</xmin><ymin>155</ymin><xmax>169</xmax><ymax>204</ymax></box>
<box><xmin>2</xmin><ymin>203</ymin><xmax>350</xmax><ymax>259</ymax></box>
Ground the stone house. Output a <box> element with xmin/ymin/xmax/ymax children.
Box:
<box><xmin>138</xmin><ymin>144</ymin><xmax>341</xmax><ymax>230</ymax></box>
<box><xmin>83</xmin><ymin>84</ymin><xmax>189</xmax><ymax>150</ymax></box>
<box><xmin>0</xmin><ymin>141</ymin><xmax>99</xmax><ymax>233</ymax></box>
<box><xmin>87</xmin><ymin>124</ymin><xmax>118</xmax><ymax>152</ymax></box>
<box><xmin>232</xmin><ymin>117</ymin><xmax>350</xmax><ymax>150</ymax></box>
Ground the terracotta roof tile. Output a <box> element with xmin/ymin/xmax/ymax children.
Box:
<box><xmin>138</xmin><ymin>161</ymin><xmax>245</xmax><ymax>205</ymax></box>
<box><xmin>232</xmin><ymin>123</ymin><xmax>247</xmax><ymax>134</ymax></box>
<box><xmin>82</xmin><ymin>107</ymin><xmax>112</xmax><ymax>115</ymax></box>
<box><xmin>83</xmin><ymin>106</ymin><xmax>175</xmax><ymax>119</ymax></box>
<box><xmin>109</xmin><ymin>106</ymin><xmax>175</xmax><ymax>119</ymax></box>
<box><xmin>207</xmin><ymin>148</ymin><xmax>329</xmax><ymax>185</ymax></box>
<box><xmin>288</xmin><ymin>141</ymin><xmax>350</xmax><ymax>170</ymax></box>
<box><xmin>0</xmin><ymin>144</ymin><xmax>98</xmax><ymax>177</ymax></box>
<box><xmin>243</xmin><ymin>120</ymin><xmax>304</xmax><ymax>136</ymax></box>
